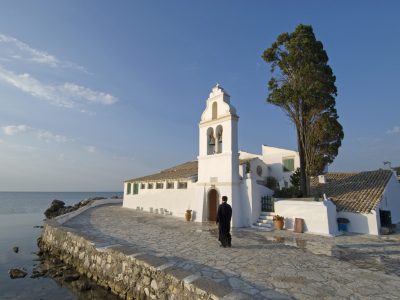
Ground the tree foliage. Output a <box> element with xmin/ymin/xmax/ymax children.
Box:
<box><xmin>262</xmin><ymin>24</ymin><xmax>344</xmax><ymax>195</ymax></box>
<box><xmin>265</xmin><ymin>176</ymin><xmax>279</xmax><ymax>190</ymax></box>
<box><xmin>290</xmin><ymin>168</ymin><xmax>301</xmax><ymax>189</ymax></box>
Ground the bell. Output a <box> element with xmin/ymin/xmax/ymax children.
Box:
<box><xmin>209</xmin><ymin>137</ymin><xmax>215</xmax><ymax>146</ymax></box>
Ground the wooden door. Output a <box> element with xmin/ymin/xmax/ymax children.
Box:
<box><xmin>208</xmin><ymin>189</ymin><xmax>218</xmax><ymax>221</ymax></box>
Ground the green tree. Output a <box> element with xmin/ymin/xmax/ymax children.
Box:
<box><xmin>290</xmin><ymin>168</ymin><xmax>301</xmax><ymax>189</ymax></box>
<box><xmin>262</xmin><ymin>24</ymin><xmax>343</xmax><ymax>196</ymax></box>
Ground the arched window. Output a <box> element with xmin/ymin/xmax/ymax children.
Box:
<box><xmin>216</xmin><ymin>125</ymin><xmax>223</xmax><ymax>153</ymax></box>
<box><xmin>207</xmin><ymin>127</ymin><xmax>215</xmax><ymax>155</ymax></box>
<box><xmin>212</xmin><ymin>102</ymin><xmax>218</xmax><ymax>120</ymax></box>
<box><xmin>127</xmin><ymin>183</ymin><xmax>132</xmax><ymax>194</ymax></box>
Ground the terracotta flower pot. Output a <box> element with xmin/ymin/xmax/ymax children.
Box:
<box><xmin>185</xmin><ymin>210</ymin><xmax>192</xmax><ymax>221</ymax></box>
<box><xmin>274</xmin><ymin>219</ymin><xmax>284</xmax><ymax>230</ymax></box>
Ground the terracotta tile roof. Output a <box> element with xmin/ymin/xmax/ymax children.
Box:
<box><xmin>125</xmin><ymin>157</ymin><xmax>257</xmax><ymax>183</ymax></box>
<box><xmin>310</xmin><ymin>170</ymin><xmax>393</xmax><ymax>213</ymax></box>
<box><xmin>125</xmin><ymin>161</ymin><xmax>198</xmax><ymax>182</ymax></box>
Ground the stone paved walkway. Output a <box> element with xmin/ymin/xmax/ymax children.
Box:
<box><xmin>63</xmin><ymin>204</ymin><xmax>400</xmax><ymax>299</ymax></box>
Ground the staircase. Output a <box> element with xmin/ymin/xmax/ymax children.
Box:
<box><xmin>253</xmin><ymin>212</ymin><xmax>275</xmax><ymax>231</ymax></box>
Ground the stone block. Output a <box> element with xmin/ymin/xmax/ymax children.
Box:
<box><xmin>151</xmin><ymin>279</ymin><xmax>158</xmax><ymax>291</ymax></box>
<box><xmin>192</xmin><ymin>277</ymin><xmax>232</xmax><ymax>299</ymax></box>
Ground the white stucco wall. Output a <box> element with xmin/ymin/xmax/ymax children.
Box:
<box><xmin>274</xmin><ymin>199</ymin><xmax>338</xmax><ymax>236</ymax></box>
<box><xmin>261</xmin><ymin>145</ymin><xmax>300</xmax><ymax>187</ymax></box>
<box><xmin>237</xmin><ymin>175</ymin><xmax>272</xmax><ymax>227</ymax></box>
<box><xmin>123</xmin><ymin>181</ymin><xmax>198</xmax><ymax>220</ymax></box>
<box><xmin>337</xmin><ymin>211</ymin><xmax>379</xmax><ymax>235</ymax></box>
<box><xmin>379</xmin><ymin>173</ymin><xmax>400</xmax><ymax>224</ymax></box>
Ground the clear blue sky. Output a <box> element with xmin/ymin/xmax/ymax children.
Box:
<box><xmin>0</xmin><ymin>1</ymin><xmax>399</xmax><ymax>191</ymax></box>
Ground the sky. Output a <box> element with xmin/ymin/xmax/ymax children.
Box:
<box><xmin>0</xmin><ymin>1</ymin><xmax>399</xmax><ymax>191</ymax></box>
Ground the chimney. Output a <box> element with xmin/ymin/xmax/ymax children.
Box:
<box><xmin>318</xmin><ymin>175</ymin><xmax>326</xmax><ymax>184</ymax></box>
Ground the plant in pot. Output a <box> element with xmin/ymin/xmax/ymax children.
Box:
<box><xmin>273</xmin><ymin>214</ymin><xmax>284</xmax><ymax>230</ymax></box>
<box><xmin>185</xmin><ymin>209</ymin><xmax>192</xmax><ymax>221</ymax></box>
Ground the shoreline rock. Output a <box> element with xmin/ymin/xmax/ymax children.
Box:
<box><xmin>9</xmin><ymin>268</ymin><xmax>27</xmax><ymax>279</ymax></box>
<box><xmin>44</xmin><ymin>199</ymin><xmax>94</xmax><ymax>219</ymax></box>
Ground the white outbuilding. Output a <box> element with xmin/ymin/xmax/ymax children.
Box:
<box><xmin>310</xmin><ymin>170</ymin><xmax>400</xmax><ymax>235</ymax></box>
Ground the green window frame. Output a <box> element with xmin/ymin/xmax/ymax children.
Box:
<box><xmin>133</xmin><ymin>183</ymin><xmax>139</xmax><ymax>195</ymax></box>
<box><xmin>282</xmin><ymin>157</ymin><xmax>295</xmax><ymax>172</ymax></box>
<box><xmin>178</xmin><ymin>182</ymin><xmax>188</xmax><ymax>189</ymax></box>
<box><xmin>127</xmin><ymin>183</ymin><xmax>132</xmax><ymax>194</ymax></box>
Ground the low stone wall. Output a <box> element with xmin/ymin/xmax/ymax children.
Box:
<box><xmin>40</xmin><ymin>221</ymin><xmax>232</xmax><ymax>300</ymax></box>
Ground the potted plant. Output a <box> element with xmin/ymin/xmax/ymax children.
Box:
<box><xmin>185</xmin><ymin>209</ymin><xmax>192</xmax><ymax>221</ymax></box>
<box><xmin>273</xmin><ymin>214</ymin><xmax>284</xmax><ymax>230</ymax></box>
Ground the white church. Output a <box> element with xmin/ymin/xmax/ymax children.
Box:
<box><xmin>123</xmin><ymin>84</ymin><xmax>299</xmax><ymax>228</ymax></box>
<box><xmin>123</xmin><ymin>84</ymin><xmax>400</xmax><ymax>236</ymax></box>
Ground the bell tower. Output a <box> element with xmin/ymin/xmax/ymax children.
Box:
<box><xmin>197</xmin><ymin>84</ymin><xmax>241</xmax><ymax>226</ymax></box>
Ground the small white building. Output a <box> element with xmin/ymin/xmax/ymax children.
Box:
<box><xmin>309</xmin><ymin>170</ymin><xmax>400</xmax><ymax>235</ymax></box>
<box><xmin>123</xmin><ymin>85</ymin><xmax>299</xmax><ymax>227</ymax></box>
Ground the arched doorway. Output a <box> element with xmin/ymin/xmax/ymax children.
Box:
<box><xmin>208</xmin><ymin>189</ymin><xmax>218</xmax><ymax>221</ymax></box>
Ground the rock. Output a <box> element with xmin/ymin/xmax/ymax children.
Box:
<box><xmin>143</xmin><ymin>275</ymin><xmax>151</xmax><ymax>286</ymax></box>
<box><xmin>33</xmin><ymin>225</ymin><xmax>44</xmax><ymax>228</ymax></box>
<box><xmin>150</xmin><ymin>279</ymin><xmax>158</xmax><ymax>291</ymax></box>
<box><xmin>75</xmin><ymin>280</ymin><xmax>92</xmax><ymax>291</ymax></box>
<box><xmin>44</xmin><ymin>199</ymin><xmax>66</xmax><ymax>219</ymax></box>
<box><xmin>88</xmin><ymin>196</ymin><xmax>106</xmax><ymax>201</ymax></box>
<box><xmin>9</xmin><ymin>268</ymin><xmax>27</xmax><ymax>279</ymax></box>
<box><xmin>80</xmin><ymin>200</ymin><xmax>90</xmax><ymax>206</ymax></box>
<box><xmin>51</xmin><ymin>199</ymin><xmax>65</xmax><ymax>209</ymax></box>
<box><xmin>43</xmin><ymin>198</ymin><xmax>95</xmax><ymax>219</ymax></box>
<box><xmin>111</xmin><ymin>195</ymin><xmax>119</xmax><ymax>199</ymax></box>
<box><xmin>64</xmin><ymin>272</ymin><xmax>80</xmax><ymax>282</ymax></box>
<box><xmin>51</xmin><ymin>257</ymin><xmax>63</xmax><ymax>266</ymax></box>
<box><xmin>37</xmin><ymin>237</ymin><xmax>42</xmax><ymax>248</ymax></box>
<box><xmin>30</xmin><ymin>269</ymin><xmax>46</xmax><ymax>278</ymax></box>
<box><xmin>12</xmin><ymin>246</ymin><xmax>19</xmax><ymax>253</ymax></box>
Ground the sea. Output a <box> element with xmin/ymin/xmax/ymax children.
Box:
<box><xmin>0</xmin><ymin>191</ymin><xmax>123</xmax><ymax>300</ymax></box>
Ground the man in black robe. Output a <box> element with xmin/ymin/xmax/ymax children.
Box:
<box><xmin>216</xmin><ymin>196</ymin><xmax>232</xmax><ymax>247</ymax></box>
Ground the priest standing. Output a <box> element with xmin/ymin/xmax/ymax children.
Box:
<box><xmin>216</xmin><ymin>196</ymin><xmax>232</xmax><ymax>247</ymax></box>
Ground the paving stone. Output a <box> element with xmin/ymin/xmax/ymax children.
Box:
<box><xmin>63</xmin><ymin>205</ymin><xmax>400</xmax><ymax>299</ymax></box>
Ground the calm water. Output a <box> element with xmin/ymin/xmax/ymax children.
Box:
<box><xmin>0</xmin><ymin>192</ymin><xmax>122</xmax><ymax>299</ymax></box>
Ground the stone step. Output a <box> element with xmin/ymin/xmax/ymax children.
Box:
<box><xmin>256</xmin><ymin>219</ymin><xmax>274</xmax><ymax>224</ymax></box>
<box><xmin>258</xmin><ymin>215</ymin><xmax>274</xmax><ymax>221</ymax></box>
<box><xmin>254</xmin><ymin>222</ymin><xmax>273</xmax><ymax>228</ymax></box>
<box><xmin>251</xmin><ymin>224</ymin><xmax>274</xmax><ymax>231</ymax></box>
<box><xmin>260</xmin><ymin>212</ymin><xmax>275</xmax><ymax>217</ymax></box>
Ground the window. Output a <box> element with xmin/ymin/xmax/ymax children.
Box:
<box><xmin>256</xmin><ymin>165</ymin><xmax>263</xmax><ymax>176</ymax></box>
<box><xmin>133</xmin><ymin>183</ymin><xmax>139</xmax><ymax>194</ymax></box>
<box><xmin>126</xmin><ymin>183</ymin><xmax>131</xmax><ymax>194</ymax></box>
<box><xmin>178</xmin><ymin>182</ymin><xmax>188</xmax><ymax>189</ymax></box>
<box><xmin>166</xmin><ymin>182</ymin><xmax>174</xmax><ymax>189</ymax></box>
<box><xmin>282</xmin><ymin>157</ymin><xmax>295</xmax><ymax>172</ymax></box>
<box><xmin>156</xmin><ymin>182</ymin><xmax>164</xmax><ymax>189</ymax></box>
<box><xmin>212</xmin><ymin>102</ymin><xmax>217</xmax><ymax>120</ymax></box>
<box><xmin>140</xmin><ymin>183</ymin><xmax>146</xmax><ymax>189</ymax></box>
<box><xmin>148</xmin><ymin>183</ymin><xmax>154</xmax><ymax>189</ymax></box>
